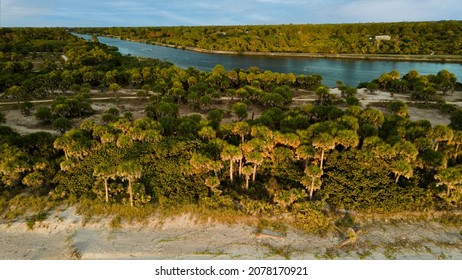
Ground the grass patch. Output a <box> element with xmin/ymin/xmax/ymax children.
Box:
<box><xmin>195</xmin><ymin>249</ymin><xmax>225</xmax><ymax>257</ymax></box>
<box><xmin>317</xmin><ymin>247</ymin><xmax>340</xmax><ymax>259</ymax></box>
<box><xmin>26</xmin><ymin>211</ymin><xmax>48</xmax><ymax>230</ymax></box>
<box><xmin>335</xmin><ymin>212</ymin><xmax>360</xmax><ymax>230</ymax></box>
<box><xmin>158</xmin><ymin>236</ymin><xmax>182</xmax><ymax>243</ymax></box>
<box><xmin>434</xmin><ymin>212</ymin><xmax>462</xmax><ymax>227</ymax></box>
<box><xmin>109</xmin><ymin>215</ymin><xmax>123</xmax><ymax>229</ymax></box>
<box><xmin>1</xmin><ymin>194</ymin><xmax>58</xmax><ymax>222</ymax></box>
<box><xmin>357</xmin><ymin>249</ymin><xmax>373</xmax><ymax>259</ymax></box>
<box><xmin>68</xmin><ymin>245</ymin><xmax>82</xmax><ymax>260</ymax></box>
<box><xmin>290</xmin><ymin>203</ymin><xmax>333</xmax><ymax>235</ymax></box>
<box><xmin>75</xmin><ymin>198</ymin><xmax>254</xmax><ymax>227</ymax></box>
<box><xmin>75</xmin><ymin>198</ymin><xmax>157</xmax><ymax>224</ymax></box>
<box><xmin>262</xmin><ymin>243</ymin><xmax>293</xmax><ymax>260</ymax></box>
<box><xmin>155</xmin><ymin>202</ymin><xmax>254</xmax><ymax>225</ymax></box>
<box><xmin>256</xmin><ymin>218</ymin><xmax>288</xmax><ymax>236</ymax></box>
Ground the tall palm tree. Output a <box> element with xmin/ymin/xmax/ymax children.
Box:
<box><xmin>450</xmin><ymin>130</ymin><xmax>462</xmax><ymax>158</ymax></box>
<box><xmin>0</xmin><ymin>144</ymin><xmax>30</xmax><ymax>187</ymax></box>
<box><xmin>231</xmin><ymin>121</ymin><xmax>250</xmax><ymax>144</ymax></box>
<box><xmin>246</xmin><ymin>151</ymin><xmax>264</xmax><ymax>182</ymax></box>
<box><xmin>312</xmin><ymin>133</ymin><xmax>336</xmax><ymax>170</ymax></box>
<box><xmin>428</xmin><ymin>125</ymin><xmax>453</xmax><ymax>151</ymax></box>
<box><xmin>301</xmin><ymin>165</ymin><xmax>323</xmax><ymax>200</ymax></box>
<box><xmin>242</xmin><ymin>165</ymin><xmax>254</xmax><ymax>190</ymax></box>
<box><xmin>94</xmin><ymin>163</ymin><xmax>116</xmax><ymax>203</ymax></box>
<box><xmin>117</xmin><ymin>161</ymin><xmax>142</xmax><ymax>207</ymax></box>
<box><xmin>296</xmin><ymin>145</ymin><xmax>316</xmax><ymax>168</ymax></box>
<box><xmin>392</xmin><ymin>140</ymin><xmax>418</xmax><ymax>162</ymax></box>
<box><xmin>274</xmin><ymin>132</ymin><xmax>301</xmax><ymax>150</ymax></box>
<box><xmin>204</xmin><ymin>176</ymin><xmax>221</xmax><ymax>195</ymax></box>
<box><xmin>53</xmin><ymin>134</ymin><xmax>73</xmax><ymax>160</ymax></box>
<box><xmin>435</xmin><ymin>165</ymin><xmax>462</xmax><ymax>198</ymax></box>
<box><xmin>220</xmin><ymin>144</ymin><xmax>242</xmax><ymax>183</ymax></box>
<box><xmin>391</xmin><ymin>160</ymin><xmax>413</xmax><ymax>183</ymax></box>
<box><xmin>335</xmin><ymin>129</ymin><xmax>359</xmax><ymax>149</ymax></box>
<box><xmin>198</xmin><ymin>126</ymin><xmax>217</xmax><ymax>141</ymax></box>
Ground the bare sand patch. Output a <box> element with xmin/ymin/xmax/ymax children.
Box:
<box><xmin>1</xmin><ymin>207</ymin><xmax>461</xmax><ymax>260</ymax></box>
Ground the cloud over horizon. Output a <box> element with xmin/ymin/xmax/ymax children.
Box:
<box><xmin>1</xmin><ymin>0</ymin><xmax>460</xmax><ymax>27</ymax></box>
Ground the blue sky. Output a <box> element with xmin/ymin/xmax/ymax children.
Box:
<box><xmin>1</xmin><ymin>0</ymin><xmax>460</xmax><ymax>27</ymax></box>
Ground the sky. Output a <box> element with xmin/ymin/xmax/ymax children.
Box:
<box><xmin>1</xmin><ymin>0</ymin><xmax>460</xmax><ymax>27</ymax></box>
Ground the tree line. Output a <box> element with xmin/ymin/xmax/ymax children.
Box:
<box><xmin>74</xmin><ymin>21</ymin><xmax>462</xmax><ymax>55</ymax></box>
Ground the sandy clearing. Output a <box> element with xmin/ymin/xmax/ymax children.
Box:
<box><xmin>2</xmin><ymin>89</ymin><xmax>460</xmax><ymax>136</ymax></box>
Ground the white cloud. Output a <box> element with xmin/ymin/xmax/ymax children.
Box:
<box><xmin>1</xmin><ymin>0</ymin><xmax>460</xmax><ymax>27</ymax></box>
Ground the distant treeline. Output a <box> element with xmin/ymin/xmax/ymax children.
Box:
<box><xmin>73</xmin><ymin>21</ymin><xmax>462</xmax><ymax>55</ymax></box>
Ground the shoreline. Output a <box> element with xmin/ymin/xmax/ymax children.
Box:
<box><xmin>117</xmin><ymin>37</ymin><xmax>462</xmax><ymax>63</ymax></box>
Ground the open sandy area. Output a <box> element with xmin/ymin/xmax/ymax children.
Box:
<box><xmin>0</xmin><ymin>207</ymin><xmax>461</xmax><ymax>260</ymax></box>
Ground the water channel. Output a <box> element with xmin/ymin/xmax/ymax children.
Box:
<box><xmin>77</xmin><ymin>34</ymin><xmax>462</xmax><ymax>87</ymax></box>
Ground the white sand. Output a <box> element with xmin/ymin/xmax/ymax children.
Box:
<box><xmin>1</xmin><ymin>207</ymin><xmax>461</xmax><ymax>260</ymax></box>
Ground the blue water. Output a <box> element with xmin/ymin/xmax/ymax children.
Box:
<box><xmin>77</xmin><ymin>34</ymin><xmax>462</xmax><ymax>87</ymax></box>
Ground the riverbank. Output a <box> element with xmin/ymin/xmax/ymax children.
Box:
<box><xmin>133</xmin><ymin>39</ymin><xmax>462</xmax><ymax>63</ymax></box>
<box><xmin>1</xmin><ymin>207</ymin><xmax>462</xmax><ymax>260</ymax></box>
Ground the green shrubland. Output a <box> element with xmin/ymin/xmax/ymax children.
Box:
<box><xmin>1</xmin><ymin>27</ymin><xmax>462</xmax><ymax>233</ymax></box>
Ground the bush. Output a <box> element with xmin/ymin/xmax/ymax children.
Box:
<box><xmin>35</xmin><ymin>107</ymin><xmax>53</xmax><ymax>124</ymax></box>
<box><xmin>321</xmin><ymin>149</ymin><xmax>433</xmax><ymax>212</ymax></box>
<box><xmin>345</xmin><ymin>96</ymin><xmax>360</xmax><ymax>106</ymax></box>
<box><xmin>20</xmin><ymin>101</ymin><xmax>35</xmax><ymax>116</ymax></box>
<box><xmin>52</xmin><ymin>117</ymin><xmax>71</xmax><ymax>134</ymax></box>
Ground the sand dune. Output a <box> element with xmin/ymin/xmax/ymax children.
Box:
<box><xmin>1</xmin><ymin>207</ymin><xmax>461</xmax><ymax>260</ymax></box>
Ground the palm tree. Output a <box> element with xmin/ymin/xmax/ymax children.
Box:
<box><xmin>231</xmin><ymin>121</ymin><xmax>250</xmax><ymax>144</ymax></box>
<box><xmin>109</xmin><ymin>83</ymin><xmax>121</xmax><ymax>100</ymax></box>
<box><xmin>300</xmin><ymin>165</ymin><xmax>323</xmax><ymax>200</ymax></box>
<box><xmin>392</xmin><ymin>140</ymin><xmax>418</xmax><ymax>162</ymax></box>
<box><xmin>274</xmin><ymin>132</ymin><xmax>301</xmax><ymax>150</ymax></box>
<box><xmin>391</xmin><ymin>160</ymin><xmax>413</xmax><ymax>183</ymax></box>
<box><xmin>53</xmin><ymin>134</ymin><xmax>73</xmax><ymax>160</ymax></box>
<box><xmin>189</xmin><ymin>152</ymin><xmax>213</xmax><ymax>175</ymax></box>
<box><xmin>22</xmin><ymin>172</ymin><xmax>45</xmax><ymax>189</ymax></box>
<box><xmin>220</xmin><ymin>144</ymin><xmax>242</xmax><ymax>183</ymax></box>
<box><xmin>315</xmin><ymin>86</ymin><xmax>331</xmax><ymax>106</ymax></box>
<box><xmin>250</xmin><ymin>125</ymin><xmax>274</xmax><ymax>140</ymax></box>
<box><xmin>295</xmin><ymin>145</ymin><xmax>316</xmax><ymax>168</ymax></box>
<box><xmin>312</xmin><ymin>133</ymin><xmax>336</xmax><ymax>170</ymax></box>
<box><xmin>450</xmin><ymin>131</ymin><xmax>462</xmax><ymax>158</ymax></box>
<box><xmin>0</xmin><ymin>144</ymin><xmax>30</xmax><ymax>187</ymax></box>
<box><xmin>360</xmin><ymin>108</ymin><xmax>385</xmax><ymax>129</ymax></box>
<box><xmin>94</xmin><ymin>163</ymin><xmax>116</xmax><ymax>203</ymax></box>
<box><xmin>6</xmin><ymin>85</ymin><xmax>24</xmax><ymax>104</ymax></box>
<box><xmin>204</xmin><ymin>176</ymin><xmax>221</xmax><ymax>195</ymax></box>
<box><xmin>53</xmin><ymin>129</ymin><xmax>93</xmax><ymax>161</ymax></box>
<box><xmin>242</xmin><ymin>165</ymin><xmax>254</xmax><ymax>190</ymax></box>
<box><xmin>335</xmin><ymin>129</ymin><xmax>359</xmax><ymax>149</ymax></box>
<box><xmin>428</xmin><ymin>125</ymin><xmax>454</xmax><ymax>151</ymax></box>
<box><xmin>198</xmin><ymin>126</ymin><xmax>217</xmax><ymax>141</ymax></box>
<box><xmin>435</xmin><ymin>165</ymin><xmax>462</xmax><ymax>198</ymax></box>
<box><xmin>246</xmin><ymin>151</ymin><xmax>264</xmax><ymax>182</ymax></box>
<box><xmin>117</xmin><ymin>161</ymin><xmax>142</xmax><ymax>207</ymax></box>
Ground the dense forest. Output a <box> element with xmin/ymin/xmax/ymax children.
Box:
<box><xmin>74</xmin><ymin>21</ymin><xmax>462</xmax><ymax>55</ymax></box>
<box><xmin>1</xmin><ymin>28</ymin><xmax>462</xmax><ymax>232</ymax></box>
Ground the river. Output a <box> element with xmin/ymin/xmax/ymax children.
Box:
<box><xmin>77</xmin><ymin>34</ymin><xmax>462</xmax><ymax>87</ymax></box>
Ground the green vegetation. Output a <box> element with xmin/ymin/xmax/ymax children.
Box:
<box><xmin>1</xmin><ymin>28</ymin><xmax>462</xmax><ymax>234</ymax></box>
<box><xmin>75</xmin><ymin>21</ymin><xmax>462</xmax><ymax>56</ymax></box>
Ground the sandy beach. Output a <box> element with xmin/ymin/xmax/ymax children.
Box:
<box><xmin>1</xmin><ymin>207</ymin><xmax>461</xmax><ymax>260</ymax></box>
